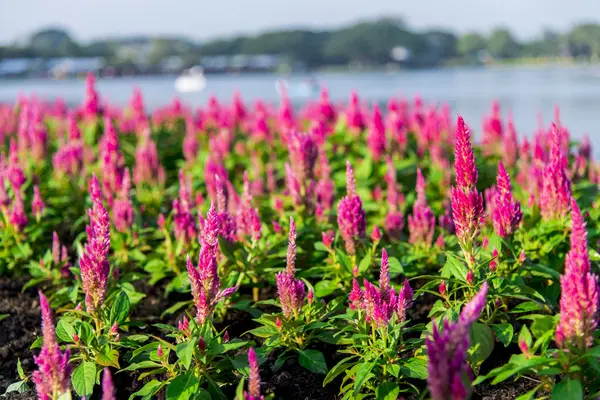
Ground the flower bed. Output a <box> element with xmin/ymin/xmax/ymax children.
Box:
<box><xmin>0</xmin><ymin>76</ymin><xmax>598</xmax><ymax>400</ymax></box>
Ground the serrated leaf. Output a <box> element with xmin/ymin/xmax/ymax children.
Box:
<box><xmin>56</xmin><ymin>318</ymin><xmax>76</xmax><ymax>343</ymax></box>
<box><xmin>96</xmin><ymin>348</ymin><xmax>120</xmax><ymax>368</ymax></box>
<box><xmin>166</xmin><ymin>371</ymin><xmax>199</xmax><ymax>400</ymax></box>
<box><xmin>110</xmin><ymin>291</ymin><xmax>131</xmax><ymax>326</ymax></box>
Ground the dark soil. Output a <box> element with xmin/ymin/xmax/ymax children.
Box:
<box><xmin>0</xmin><ymin>277</ymin><xmax>541</xmax><ymax>400</ymax></box>
<box><xmin>0</xmin><ymin>278</ymin><xmax>39</xmax><ymax>399</ymax></box>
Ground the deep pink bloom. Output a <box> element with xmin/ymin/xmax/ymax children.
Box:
<box><xmin>451</xmin><ymin>116</ymin><xmax>484</xmax><ymax>258</ymax></box>
<box><xmin>426</xmin><ymin>283</ymin><xmax>488</xmax><ymax>400</ymax></box>
<box><xmin>9</xmin><ymin>191</ymin><xmax>27</xmax><ymax>232</ymax></box>
<box><xmin>236</xmin><ymin>172</ymin><xmax>262</xmax><ymax>241</ymax></box>
<box><xmin>371</xmin><ymin>225</ymin><xmax>382</xmax><ymax>242</ymax></box>
<box><xmin>82</xmin><ymin>73</ymin><xmax>99</xmax><ymax>117</ymax></box>
<box><xmin>492</xmin><ymin>162</ymin><xmax>522</xmax><ymax>237</ymax></box>
<box><xmin>53</xmin><ymin>115</ymin><xmax>84</xmax><ymax>177</ymax></box>
<box><xmin>113</xmin><ymin>169</ymin><xmax>134</xmax><ymax>232</ymax></box>
<box><xmin>80</xmin><ymin>174</ymin><xmax>111</xmax><ymax>313</ymax></box>
<box><xmin>367</xmin><ymin>104</ymin><xmax>386</xmax><ymax>160</ymax></box>
<box><xmin>337</xmin><ymin>161</ymin><xmax>366</xmax><ymax>255</ymax></box>
<box><xmin>102</xmin><ymin>368</ymin><xmax>115</xmax><ymax>400</ymax></box>
<box><xmin>287</xmin><ymin>130</ymin><xmax>319</xmax><ymax>183</ymax></box>
<box><xmin>502</xmin><ymin>118</ymin><xmax>518</xmax><ymax>168</ymax></box>
<box><xmin>33</xmin><ymin>292</ymin><xmax>71</xmax><ymax>400</ymax></box>
<box><xmin>346</xmin><ymin>91</ymin><xmax>366</xmax><ymax>134</ymax></box>
<box><xmin>244</xmin><ymin>347</ymin><xmax>264</xmax><ymax>400</ymax></box>
<box><xmin>350</xmin><ymin>249</ymin><xmax>413</xmax><ymax>327</ymax></box>
<box><xmin>276</xmin><ymin>217</ymin><xmax>305</xmax><ymax>318</ymax></box>
<box><xmin>540</xmin><ymin>125</ymin><xmax>571</xmax><ymax>221</ymax></box>
<box><xmin>133</xmin><ymin>131</ymin><xmax>164</xmax><ymax>185</ymax></box>
<box><xmin>31</xmin><ymin>184</ymin><xmax>45</xmax><ymax>220</ymax></box>
<box><xmin>6</xmin><ymin>139</ymin><xmax>26</xmax><ymax>190</ymax></box>
<box><xmin>204</xmin><ymin>158</ymin><xmax>228</xmax><ymax>199</ymax></box>
<box><xmin>322</xmin><ymin>231</ymin><xmax>334</xmax><ymax>249</ymax></box>
<box><xmin>408</xmin><ymin>169</ymin><xmax>435</xmax><ymax>247</ymax></box>
<box><xmin>556</xmin><ymin>199</ymin><xmax>599</xmax><ymax>349</ymax></box>
<box><xmin>187</xmin><ymin>205</ymin><xmax>237</xmax><ymax>324</ymax></box>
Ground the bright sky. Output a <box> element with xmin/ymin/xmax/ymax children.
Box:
<box><xmin>0</xmin><ymin>0</ymin><xmax>598</xmax><ymax>44</ymax></box>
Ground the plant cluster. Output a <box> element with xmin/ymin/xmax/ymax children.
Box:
<box><xmin>2</xmin><ymin>76</ymin><xmax>600</xmax><ymax>400</ymax></box>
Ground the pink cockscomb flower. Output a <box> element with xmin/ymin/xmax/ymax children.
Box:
<box><xmin>236</xmin><ymin>172</ymin><xmax>262</xmax><ymax>241</ymax></box>
<box><xmin>492</xmin><ymin>162</ymin><xmax>522</xmax><ymax>238</ymax></box>
<box><xmin>9</xmin><ymin>190</ymin><xmax>27</xmax><ymax>232</ymax></box>
<box><xmin>408</xmin><ymin>169</ymin><xmax>435</xmax><ymax>247</ymax></box>
<box><xmin>366</xmin><ymin>103</ymin><xmax>387</xmax><ymax>160</ymax></box>
<box><xmin>276</xmin><ymin>217</ymin><xmax>306</xmax><ymax>319</ymax></box>
<box><xmin>244</xmin><ymin>347</ymin><xmax>264</xmax><ymax>400</ymax></box>
<box><xmin>556</xmin><ymin>198</ymin><xmax>599</xmax><ymax>349</ymax></box>
<box><xmin>112</xmin><ymin>168</ymin><xmax>134</xmax><ymax>233</ymax></box>
<box><xmin>79</xmin><ymin>174</ymin><xmax>111</xmax><ymax>313</ymax></box>
<box><xmin>540</xmin><ymin>125</ymin><xmax>572</xmax><ymax>221</ymax></box>
<box><xmin>349</xmin><ymin>249</ymin><xmax>413</xmax><ymax>327</ymax></box>
<box><xmin>426</xmin><ymin>283</ymin><xmax>488</xmax><ymax>400</ymax></box>
<box><xmin>101</xmin><ymin>368</ymin><xmax>115</xmax><ymax>400</ymax></box>
<box><xmin>451</xmin><ymin>116</ymin><xmax>484</xmax><ymax>266</ymax></box>
<box><xmin>32</xmin><ymin>184</ymin><xmax>46</xmax><ymax>221</ymax></box>
<box><xmin>187</xmin><ymin>204</ymin><xmax>237</xmax><ymax>324</ymax></box>
<box><xmin>337</xmin><ymin>161</ymin><xmax>366</xmax><ymax>255</ymax></box>
<box><xmin>33</xmin><ymin>292</ymin><xmax>71</xmax><ymax>400</ymax></box>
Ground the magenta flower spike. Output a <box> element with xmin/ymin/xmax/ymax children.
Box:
<box><xmin>276</xmin><ymin>217</ymin><xmax>305</xmax><ymax>319</ymax></box>
<box><xmin>236</xmin><ymin>171</ymin><xmax>262</xmax><ymax>241</ymax></box>
<box><xmin>33</xmin><ymin>292</ymin><xmax>71</xmax><ymax>400</ymax></box>
<box><xmin>451</xmin><ymin>116</ymin><xmax>484</xmax><ymax>265</ymax></box>
<box><xmin>540</xmin><ymin>125</ymin><xmax>572</xmax><ymax>221</ymax></box>
<box><xmin>31</xmin><ymin>185</ymin><xmax>46</xmax><ymax>221</ymax></box>
<box><xmin>408</xmin><ymin>169</ymin><xmax>436</xmax><ymax>247</ymax></box>
<box><xmin>101</xmin><ymin>368</ymin><xmax>115</xmax><ymax>400</ymax></box>
<box><xmin>112</xmin><ymin>168</ymin><xmax>134</xmax><ymax>233</ymax></box>
<box><xmin>287</xmin><ymin>130</ymin><xmax>319</xmax><ymax>183</ymax></box>
<box><xmin>187</xmin><ymin>204</ymin><xmax>237</xmax><ymax>324</ymax></box>
<box><xmin>9</xmin><ymin>190</ymin><xmax>27</xmax><ymax>232</ymax></box>
<box><xmin>426</xmin><ymin>283</ymin><xmax>488</xmax><ymax>400</ymax></box>
<box><xmin>502</xmin><ymin>118</ymin><xmax>519</xmax><ymax>168</ymax></box>
<box><xmin>492</xmin><ymin>162</ymin><xmax>522</xmax><ymax>237</ymax></box>
<box><xmin>556</xmin><ymin>198</ymin><xmax>599</xmax><ymax>349</ymax></box>
<box><xmin>367</xmin><ymin>103</ymin><xmax>386</xmax><ymax>160</ymax></box>
<box><xmin>337</xmin><ymin>161</ymin><xmax>366</xmax><ymax>255</ymax></box>
<box><xmin>79</xmin><ymin>174</ymin><xmax>111</xmax><ymax>313</ymax></box>
<box><xmin>244</xmin><ymin>347</ymin><xmax>264</xmax><ymax>400</ymax></box>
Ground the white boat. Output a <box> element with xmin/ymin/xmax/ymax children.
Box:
<box><xmin>275</xmin><ymin>78</ymin><xmax>319</xmax><ymax>99</ymax></box>
<box><xmin>175</xmin><ymin>66</ymin><xmax>207</xmax><ymax>93</ymax></box>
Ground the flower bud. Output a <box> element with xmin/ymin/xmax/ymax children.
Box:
<box><xmin>518</xmin><ymin>250</ymin><xmax>526</xmax><ymax>263</ymax></box>
<box><xmin>157</xmin><ymin>344</ymin><xmax>163</xmax><ymax>358</ymax></box>
<box><xmin>275</xmin><ymin>317</ymin><xmax>282</xmax><ymax>330</ymax></box>
<box><xmin>371</xmin><ymin>225</ymin><xmax>382</xmax><ymax>242</ymax></box>
<box><xmin>307</xmin><ymin>288</ymin><xmax>314</xmax><ymax>304</ymax></box>
<box><xmin>439</xmin><ymin>281</ymin><xmax>447</xmax><ymax>297</ymax></box>
<box><xmin>519</xmin><ymin>338</ymin><xmax>530</xmax><ymax>358</ymax></box>
<box><xmin>73</xmin><ymin>334</ymin><xmax>80</xmax><ymax>344</ymax></box>
<box><xmin>223</xmin><ymin>331</ymin><xmax>230</xmax><ymax>343</ymax></box>
<box><xmin>198</xmin><ymin>337</ymin><xmax>206</xmax><ymax>353</ymax></box>
<box><xmin>157</xmin><ymin>213</ymin><xmax>165</xmax><ymax>229</ymax></box>
<box><xmin>435</xmin><ymin>234</ymin><xmax>445</xmax><ymax>250</ymax></box>
<box><xmin>466</xmin><ymin>270</ymin><xmax>474</xmax><ymax>285</ymax></box>
<box><xmin>322</xmin><ymin>231</ymin><xmax>334</xmax><ymax>249</ymax></box>
<box><xmin>272</xmin><ymin>221</ymin><xmax>282</xmax><ymax>234</ymax></box>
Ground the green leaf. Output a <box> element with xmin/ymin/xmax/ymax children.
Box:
<box><xmin>376</xmin><ymin>382</ymin><xmax>400</xmax><ymax>400</ymax></box>
<box><xmin>469</xmin><ymin>323</ymin><xmax>494</xmax><ymax>374</ymax></box>
<box><xmin>399</xmin><ymin>358</ymin><xmax>428</xmax><ymax>379</ymax></box>
<box><xmin>16</xmin><ymin>358</ymin><xmax>25</xmax><ymax>379</ymax></box>
<box><xmin>441</xmin><ymin>254</ymin><xmax>468</xmax><ymax>281</ymax></box>
<box><xmin>323</xmin><ymin>356</ymin><xmax>358</xmax><ymax>386</ymax></box>
<box><xmin>248</xmin><ymin>325</ymin><xmax>279</xmax><ymax>338</ymax></box>
<box><xmin>387</xmin><ymin>256</ymin><xmax>404</xmax><ymax>274</ymax></box>
<box><xmin>96</xmin><ymin>348</ymin><xmax>120</xmax><ymax>368</ymax></box>
<box><xmin>519</xmin><ymin>325</ymin><xmax>532</xmax><ymax>348</ymax></box>
<box><xmin>354</xmin><ymin>361</ymin><xmax>376</xmax><ymax>393</ymax></box>
<box><xmin>509</xmin><ymin>301</ymin><xmax>543</xmax><ymax>313</ymax></box>
<box><xmin>56</xmin><ymin>318</ymin><xmax>76</xmax><ymax>343</ymax></box>
<box><xmin>314</xmin><ymin>280</ymin><xmax>339</xmax><ymax>297</ymax></box>
<box><xmin>530</xmin><ymin>315</ymin><xmax>555</xmax><ymax>338</ymax></box>
<box><xmin>129</xmin><ymin>379</ymin><xmax>165</xmax><ymax>400</ymax></box>
<box><xmin>72</xmin><ymin>361</ymin><xmax>96</xmax><ymax>397</ymax></box>
<box><xmin>552</xmin><ymin>378</ymin><xmax>582</xmax><ymax>400</ymax></box>
<box><xmin>491</xmin><ymin>323</ymin><xmax>514</xmax><ymax>347</ymax></box>
<box><xmin>120</xmin><ymin>361</ymin><xmax>162</xmax><ymax>372</ymax></box>
<box><xmin>4</xmin><ymin>380</ymin><xmax>29</xmax><ymax>394</ymax></box>
<box><xmin>298</xmin><ymin>349</ymin><xmax>328</xmax><ymax>374</ymax></box>
<box><xmin>176</xmin><ymin>339</ymin><xmax>195</xmax><ymax>370</ymax></box>
<box><xmin>358</xmin><ymin>251</ymin><xmax>372</xmax><ymax>274</ymax></box>
<box><xmin>206</xmin><ymin>340</ymin><xmax>249</xmax><ymax>356</ymax></box>
<box><xmin>314</xmin><ymin>242</ymin><xmax>328</xmax><ymax>252</ymax></box>
<box><xmin>166</xmin><ymin>371</ymin><xmax>199</xmax><ymax>400</ymax></box>
<box><xmin>110</xmin><ymin>291</ymin><xmax>131</xmax><ymax>326</ymax></box>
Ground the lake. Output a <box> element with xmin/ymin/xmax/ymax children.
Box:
<box><xmin>1</xmin><ymin>66</ymin><xmax>600</xmax><ymax>145</ymax></box>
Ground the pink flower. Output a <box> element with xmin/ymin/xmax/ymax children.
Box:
<box><xmin>540</xmin><ymin>125</ymin><xmax>571</xmax><ymax>221</ymax></box>
<box><xmin>451</xmin><ymin>116</ymin><xmax>484</xmax><ymax>262</ymax></box>
<box><xmin>112</xmin><ymin>169</ymin><xmax>134</xmax><ymax>233</ymax></box>
<box><xmin>79</xmin><ymin>174</ymin><xmax>111</xmax><ymax>313</ymax></box>
<box><xmin>187</xmin><ymin>205</ymin><xmax>237</xmax><ymax>324</ymax></box>
<box><xmin>244</xmin><ymin>348</ymin><xmax>264</xmax><ymax>400</ymax></box>
<box><xmin>32</xmin><ymin>292</ymin><xmax>71</xmax><ymax>399</ymax></box>
<box><xmin>82</xmin><ymin>73</ymin><xmax>99</xmax><ymax>117</ymax></box>
<box><xmin>502</xmin><ymin>117</ymin><xmax>519</xmax><ymax>168</ymax></box>
<box><xmin>101</xmin><ymin>368</ymin><xmax>115</xmax><ymax>400</ymax></box>
<box><xmin>366</xmin><ymin>104</ymin><xmax>386</xmax><ymax>160</ymax></box>
<box><xmin>287</xmin><ymin>130</ymin><xmax>319</xmax><ymax>183</ymax></box>
<box><xmin>492</xmin><ymin>162</ymin><xmax>522</xmax><ymax>237</ymax></box>
<box><xmin>236</xmin><ymin>172</ymin><xmax>262</xmax><ymax>241</ymax></box>
<box><xmin>556</xmin><ymin>198</ymin><xmax>599</xmax><ymax>349</ymax></box>
<box><xmin>9</xmin><ymin>191</ymin><xmax>27</xmax><ymax>232</ymax></box>
<box><xmin>408</xmin><ymin>169</ymin><xmax>435</xmax><ymax>247</ymax></box>
<box><xmin>276</xmin><ymin>217</ymin><xmax>305</xmax><ymax>318</ymax></box>
<box><xmin>426</xmin><ymin>283</ymin><xmax>488</xmax><ymax>400</ymax></box>
<box><xmin>337</xmin><ymin>161</ymin><xmax>366</xmax><ymax>255</ymax></box>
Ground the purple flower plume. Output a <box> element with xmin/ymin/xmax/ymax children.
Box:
<box><xmin>337</xmin><ymin>161</ymin><xmax>366</xmax><ymax>255</ymax></box>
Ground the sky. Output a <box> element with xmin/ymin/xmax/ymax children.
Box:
<box><xmin>0</xmin><ymin>0</ymin><xmax>599</xmax><ymax>44</ymax></box>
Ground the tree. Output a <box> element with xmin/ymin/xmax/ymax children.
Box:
<box><xmin>28</xmin><ymin>28</ymin><xmax>81</xmax><ymax>57</ymax></box>
<box><xmin>487</xmin><ymin>28</ymin><xmax>520</xmax><ymax>59</ymax></box>
<box><xmin>457</xmin><ymin>32</ymin><xmax>487</xmax><ymax>57</ymax></box>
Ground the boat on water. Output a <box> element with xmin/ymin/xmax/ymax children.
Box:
<box><xmin>275</xmin><ymin>78</ymin><xmax>319</xmax><ymax>99</ymax></box>
<box><xmin>175</xmin><ymin>66</ymin><xmax>207</xmax><ymax>93</ymax></box>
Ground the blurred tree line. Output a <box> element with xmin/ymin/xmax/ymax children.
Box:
<box><xmin>2</xmin><ymin>19</ymin><xmax>600</xmax><ymax>69</ymax></box>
